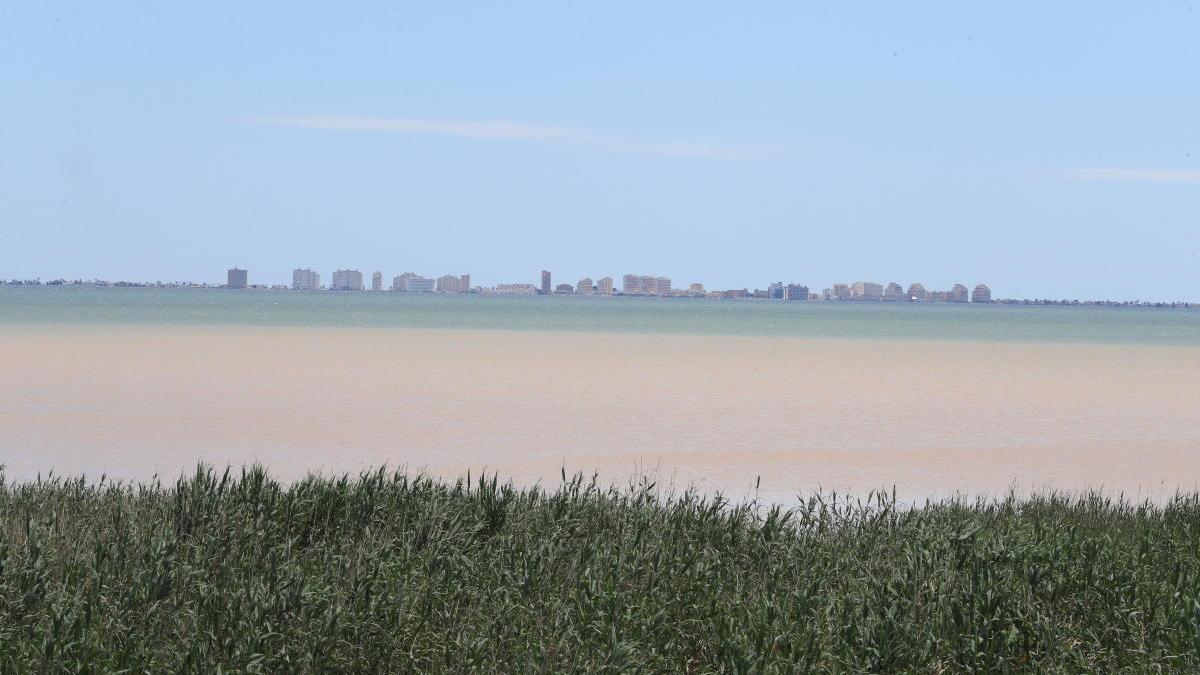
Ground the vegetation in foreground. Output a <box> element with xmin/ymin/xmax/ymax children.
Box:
<box><xmin>1</xmin><ymin>466</ymin><xmax>1199</xmax><ymax>673</ymax></box>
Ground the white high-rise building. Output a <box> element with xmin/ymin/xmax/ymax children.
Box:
<box><xmin>434</xmin><ymin>274</ymin><xmax>471</xmax><ymax>293</ymax></box>
<box><xmin>292</xmin><ymin>268</ymin><xmax>321</xmax><ymax>291</ymax></box>
<box><xmin>624</xmin><ymin>274</ymin><xmax>672</xmax><ymax>295</ymax></box>
<box><xmin>972</xmin><ymin>284</ymin><xmax>992</xmax><ymax>303</ymax></box>
<box><xmin>784</xmin><ymin>284</ymin><xmax>808</xmax><ymax>301</ymax></box>
<box><xmin>948</xmin><ymin>283</ymin><xmax>970</xmax><ymax>303</ymax></box>
<box><xmin>596</xmin><ymin>277</ymin><xmax>614</xmax><ymax>295</ymax></box>
<box><xmin>330</xmin><ymin>269</ymin><xmax>364</xmax><ymax>291</ymax></box>
<box><xmin>851</xmin><ymin>281</ymin><xmax>883</xmax><ymax>300</ymax></box>
<box><xmin>392</xmin><ymin>272</ymin><xmax>435</xmax><ymax>292</ymax></box>
<box><xmin>371</xmin><ymin>271</ymin><xmax>383</xmax><ymax>291</ymax></box>
<box><xmin>435</xmin><ymin>274</ymin><xmax>469</xmax><ymax>293</ymax></box>
<box><xmin>226</xmin><ymin>268</ymin><xmax>248</xmax><ymax>289</ymax></box>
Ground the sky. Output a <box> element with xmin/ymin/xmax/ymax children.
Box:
<box><xmin>1</xmin><ymin>2</ymin><xmax>1198</xmax><ymax>300</ymax></box>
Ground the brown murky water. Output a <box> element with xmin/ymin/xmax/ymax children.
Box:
<box><xmin>2</xmin><ymin>325</ymin><xmax>1198</xmax><ymax>503</ymax></box>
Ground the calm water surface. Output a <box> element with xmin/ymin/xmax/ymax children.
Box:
<box><xmin>3</xmin><ymin>287</ymin><xmax>1199</xmax><ymax>501</ymax></box>
<box><xmin>2</xmin><ymin>286</ymin><xmax>1198</xmax><ymax>345</ymax></box>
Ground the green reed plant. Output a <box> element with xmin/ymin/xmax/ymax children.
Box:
<box><xmin>1</xmin><ymin>465</ymin><xmax>1198</xmax><ymax>672</ymax></box>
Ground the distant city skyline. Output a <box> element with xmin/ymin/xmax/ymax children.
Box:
<box><xmin>7</xmin><ymin>268</ymin><xmax>1196</xmax><ymax>307</ymax></box>
<box><xmin>13</xmin><ymin>258</ymin><xmax>1200</xmax><ymax>305</ymax></box>
<box><xmin>2</xmin><ymin>4</ymin><xmax>1198</xmax><ymax>300</ymax></box>
<box><xmin>239</xmin><ymin>265</ymin><xmax>1003</xmax><ymax>303</ymax></box>
<box><xmin>7</xmin><ymin>250</ymin><xmax>1198</xmax><ymax>303</ymax></box>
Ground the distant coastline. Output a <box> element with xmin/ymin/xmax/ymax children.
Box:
<box><xmin>3</xmin><ymin>278</ymin><xmax>1193</xmax><ymax>309</ymax></box>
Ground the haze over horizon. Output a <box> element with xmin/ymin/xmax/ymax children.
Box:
<box><xmin>2</xmin><ymin>2</ymin><xmax>1198</xmax><ymax>299</ymax></box>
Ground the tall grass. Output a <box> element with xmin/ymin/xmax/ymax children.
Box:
<box><xmin>1</xmin><ymin>465</ymin><xmax>1199</xmax><ymax>672</ymax></box>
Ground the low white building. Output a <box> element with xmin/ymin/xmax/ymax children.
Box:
<box><xmin>491</xmin><ymin>283</ymin><xmax>538</xmax><ymax>295</ymax></box>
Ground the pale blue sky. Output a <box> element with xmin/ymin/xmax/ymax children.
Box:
<box><xmin>2</xmin><ymin>2</ymin><xmax>1197</xmax><ymax>299</ymax></box>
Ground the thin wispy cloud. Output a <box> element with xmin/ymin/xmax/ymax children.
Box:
<box><xmin>251</xmin><ymin>114</ymin><xmax>757</xmax><ymax>160</ymax></box>
<box><xmin>1065</xmin><ymin>168</ymin><xmax>1200</xmax><ymax>185</ymax></box>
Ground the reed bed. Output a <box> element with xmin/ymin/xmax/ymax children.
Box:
<box><xmin>1</xmin><ymin>466</ymin><xmax>1199</xmax><ymax>672</ymax></box>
